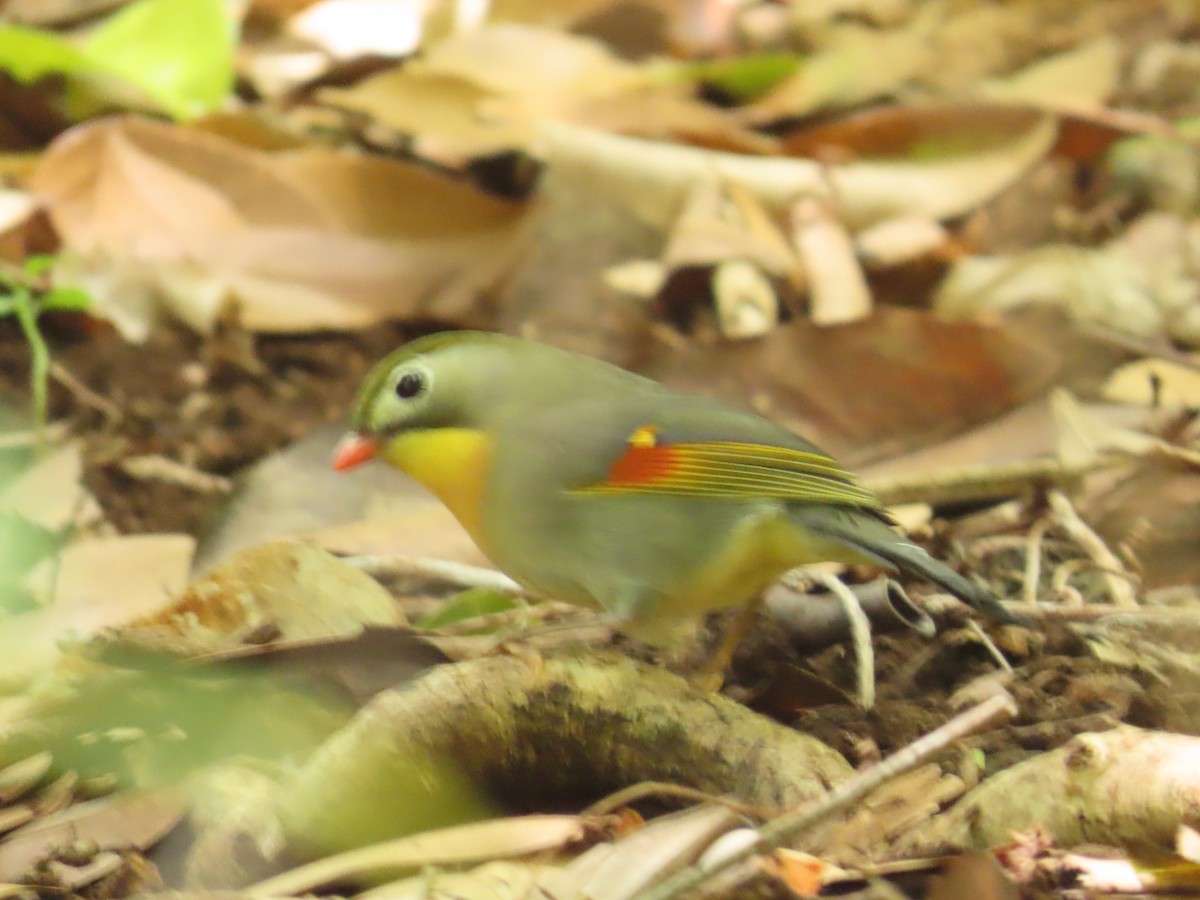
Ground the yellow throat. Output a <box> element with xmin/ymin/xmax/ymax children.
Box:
<box><xmin>381</xmin><ymin>428</ymin><xmax>493</xmax><ymax>545</ymax></box>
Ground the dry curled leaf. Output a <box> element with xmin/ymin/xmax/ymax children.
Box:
<box><xmin>31</xmin><ymin>117</ymin><xmax>529</xmax><ymax>339</ymax></box>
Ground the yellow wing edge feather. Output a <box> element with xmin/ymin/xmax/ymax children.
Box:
<box><xmin>570</xmin><ymin>437</ymin><xmax>881</xmax><ymax>509</ymax></box>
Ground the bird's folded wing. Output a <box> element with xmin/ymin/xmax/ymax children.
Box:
<box><xmin>571</xmin><ymin>438</ymin><xmax>881</xmax><ymax>508</ymax></box>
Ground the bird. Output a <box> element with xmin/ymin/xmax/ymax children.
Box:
<box><xmin>332</xmin><ymin>331</ymin><xmax>1020</xmax><ymax>649</ymax></box>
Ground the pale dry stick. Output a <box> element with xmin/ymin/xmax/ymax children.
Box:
<box><xmin>344</xmin><ymin>555</ymin><xmax>525</xmax><ymax>595</ymax></box>
<box><xmin>813</xmin><ymin>571</ymin><xmax>874</xmax><ymax>709</ymax></box>
<box><xmin>1022</xmin><ymin>517</ymin><xmax>1051</xmax><ymax>605</ymax></box>
<box><xmin>970</xmin><ymin>534</ymin><xmax>1040</xmax><ymax>557</ymax></box>
<box><xmin>49</xmin><ymin>361</ymin><xmax>122</xmax><ymax>423</ymax></box>
<box><xmin>998</xmin><ymin>602</ymin><xmax>1200</xmax><ymax>622</ymax></box>
<box><xmin>1050</xmin><ymin>557</ymin><xmax>1143</xmax><ymax>609</ymax></box>
<box><xmin>583</xmin><ymin>781</ymin><xmax>771</xmax><ymax>819</ymax></box>
<box><xmin>641</xmin><ymin>691</ymin><xmax>1018</xmax><ymax>900</ymax></box>
<box><xmin>0</xmin><ymin>421</ymin><xmax>68</xmax><ymax>449</ymax></box>
<box><xmin>1047</xmin><ymin>489</ymin><xmax>1137</xmax><ymax>607</ymax></box>
<box><xmin>965</xmin><ymin>620</ymin><xmax>1013</xmax><ymax>675</ymax></box>
<box><xmin>1051</xmin><ymin>560</ymin><xmax>1087</xmax><ymax>607</ymax></box>
<box><xmin>119</xmin><ymin>454</ymin><xmax>232</xmax><ymax>494</ymax></box>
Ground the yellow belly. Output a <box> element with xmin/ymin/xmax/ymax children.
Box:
<box><xmin>664</xmin><ymin>512</ymin><xmax>872</xmax><ymax>619</ymax></box>
<box><xmin>380</xmin><ymin>428</ymin><xmax>493</xmax><ymax>552</ymax></box>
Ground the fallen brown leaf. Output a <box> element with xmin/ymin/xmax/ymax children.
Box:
<box><xmin>30</xmin><ymin>116</ymin><xmax>530</xmax><ymax>338</ymax></box>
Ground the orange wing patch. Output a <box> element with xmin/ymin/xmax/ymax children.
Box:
<box><xmin>607</xmin><ymin>426</ymin><xmax>681</xmax><ymax>486</ymax></box>
<box><xmin>573</xmin><ymin>426</ymin><xmax>880</xmax><ymax>509</ymax></box>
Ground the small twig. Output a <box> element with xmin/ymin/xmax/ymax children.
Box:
<box><xmin>0</xmin><ymin>421</ymin><xmax>69</xmax><ymax>449</ymax></box>
<box><xmin>49</xmin><ymin>361</ymin><xmax>122</xmax><ymax>423</ymax></box>
<box><xmin>999</xmin><ymin>602</ymin><xmax>1200</xmax><ymax>622</ymax></box>
<box><xmin>1051</xmin><ymin>560</ymin><xmax>1087</xmax><ymax>607</ymax></box>
<box><xmin>641</xmin><ymin>692</ymin><xmax>1018</xmax><ymax>900</ymax></box>
<box><xmin>1022</xmin><ymin>517</ymin><xmax>1050</xmax><ymax>605</ymax></box>
<box><xmin>344</xmin><ymin>554</ymin><xmax>524</xmax><ymax>595</ymax></box>
<box><xmin>970</xmin><ymin>534</ymin><xmax>1040</xmax><ymax>556</ymax></box>
<box><xmin>1047</xmin><ymin>490</ymin><xmax>1137</xmax><ymax>608</ymax></box>
<box><xmin>966</xmin><ymin>620</ymin><xmax>1013</xmax><ymax>674</ymax></box>
<box><xmin>813</xmin><ymin>571</ymin><xmax>874</xmax><ymax>709</ymax></box>
<box><xmin>583</xmin><ymin>781</ymin><xmax>771</xmax><ymax>819</ymax></box>
<box><xmin>118</xmin><ymin>454</ymin><xmax>232</xmax><ymax>494</ymax></box>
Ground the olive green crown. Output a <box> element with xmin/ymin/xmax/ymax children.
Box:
<box><xmin>351</xmin><ymin>330</ymin><xmax>508</xmax><ymax>426</ymax></box>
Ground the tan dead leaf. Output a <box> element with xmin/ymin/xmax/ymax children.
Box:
<box><xmin>545</xmin><ymin>805</ymin><xmax>737</xmax><ymax>900</ymax></box>
<box><xmin>0</xmin><ymin>443</ymin><xmax>100</xmax><ymax>532</ymax></box>
<box><xmin>277</xmin><ymin>148</ymin><xmax>523</xmax><ymax>240</ymax></box>
<box><xmin>319</xmin><ymin>70</ymin><xmax>534</xmax><ymax>157</ymax></box>
<box><xmin>25</xmin><ymin>534</ymin><xmax>194</xmax><ymax>613</ymax></box>
<box><xmin>578</xmin><ymin>88</ymin><xmax>782</xmax><ymax>155</ymax></box>
<box><xmin>0</xmin><ymin>788</ymin><xmax>185</xmax><ymax>884</ymax></box>
<box><xmin>935</xmin><ymin>246</ymin><xmax>1169</xmax><ymax>340</ymax></box>
<box><xmin>744</xmin><ymin>17</ymin><xmax>933</xmax><ymax>123</ymax></box>
<box><xmin>201</xmin><ymin>627</ymin><xmax>450</xmax><ymax>709</ymax></box>
<box><xmin>926</xmin><ymin>851</ymin><xmax>1019</xmax><ymax>900</ymax></box>
<box><xmin>979</xmin><ymin>35</ymin><xmax>1122</xmax><ymax>111</ymax></box>
<box><xmin>250</xmin><ymin>815</ymin><xmax>590</xmax><ymax>895</ymax></box>
<box><xmin>663</xmin><ymin>180</ymin><xmax>797</xmax><ymax>277</ymax></box>
<box><xmin>486</xmin><ymin>0</ymin><xmax>617</xmax><ymax>27</ymax></box>
<box><xmin>119</xmin><ymin>542</ymin><xmax>402</xmax><ymax>653</ymax></box>
<box><xmin>31</xmin><ymin>115</ymin><xmax>335</xmax><ymax>246</ymax></box>
<box><xmin>358</xmin><ymin>860</ymin><xmax>557</xmax><ymax>900</ymax></box>
<box><xmin>0</xmin><ymin>533</ymin><xmax>194</xmax><ymax>690</ymax></box>
<box><xmin>319</xmin><ymin>23</ymin><xmax>644</xmax><ymax>155</ymax></box>
<box><xmin>541</xmin><ymin>108</ymin><xmax>1055</xmax><ymax>233</ymax></box>
<box><xmin>1103</xmin><ymin>358</ymin><xmax>1200</xmax><ymax>407</ymax></box>
<box><xmin>420</xmin><ymin>23</ymin><xmax>640</xmax><ymax>103</ymax></box>
<box><xmin>1086</xmin><ymin>458</ymin><xmax>1200</xmax><ymax>590</ymax></box>
<box><xmin>30</xmin><ymin>117</ymin><xmax>529</xmax><ymax>337</ymax></box>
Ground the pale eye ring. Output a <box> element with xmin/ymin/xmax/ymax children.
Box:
<box><xmin>395</xmin><ymin>371</ymin><xmax>424</xmax><ymax>399</ymax></box>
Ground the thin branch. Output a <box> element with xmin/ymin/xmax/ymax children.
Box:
<box><xmin>343</xmin><ymin>554</ymin><xmax>524</xmax><ymax>595</ymax></box>
<box><xmin>1047</xmin><ymin>490</ymin><xmax>1137</xmax><ymax>608</ymax></box>
<box><xmin>813</xmin><ymin>571</ymin><xmax>874</xmax><ymax>709</ymax></box>
<box><xmin>642</xmin><ymin>691</ymin><xmax>1018</xmax><ymax>900</ymax></box>
<box><xmin>1021</xmin><ymin>517</ymin><xmax>1050</xmax><ymax>605</ymax></box>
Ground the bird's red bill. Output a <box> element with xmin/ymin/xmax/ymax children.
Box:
<box><xmin>331</xmin><ymin>433</ymin><xmax>379</xmax><ymax>471</ymax></box>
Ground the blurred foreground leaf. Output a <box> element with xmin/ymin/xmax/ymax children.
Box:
<box><xmin>0</xmin><ymin>0</ymin><xmax>235</xmax><ymax>120</ymax></box>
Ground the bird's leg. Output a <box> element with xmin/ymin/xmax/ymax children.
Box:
<box><xmin>694</xmin><ymin>594</ymin><xmax>764</xmax><ymax>692</ymax></box>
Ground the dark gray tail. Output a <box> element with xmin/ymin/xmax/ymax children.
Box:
<box><xmin>794</xmin><ymin>508</ymin><xmax>1027</xmax><ymax>625</ymax></box>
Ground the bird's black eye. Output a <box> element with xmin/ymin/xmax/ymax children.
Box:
<box><xmin>395</xmin><ymin>371</ymin><xmax>424</xmax><ymax>399</ymax></box>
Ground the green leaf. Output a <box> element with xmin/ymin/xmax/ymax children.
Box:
<box><xmin>417</xmin><ymin>588</ymin><xmax>521</xmax><ymax>631</ymax></box>
<box><xmin>677</xmin><ymin>53</ymin><xmax>802</xmax><ymax>102</ymax></box>
<box><xmin>22</xmin><ymin>255</ymin><xmax>55</xmax><ymax>278</ymax></box>
<box><xmin>40</xmin><ymin>286</ymin><xmax>92</xmax><ymax>313</ymax></box>
<box><xmin>0</xmin><ymin>27</ymin><xmax>94</xmax><ymax>82</ymax></box>
<box><xmin>0</xmin><ymin>0</ymin><xmax>235</xmax><ymax>120</ymax></box>
<box><xmin>85</xmin><ymin>0</ymin><xmax>236</xmax><ymax>120</ymax></box>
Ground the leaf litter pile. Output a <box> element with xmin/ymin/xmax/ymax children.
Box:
<box><xmin>1</xmin><ymin>1</ymin><xmax>1200</xmax><ymax>897</ymax></box>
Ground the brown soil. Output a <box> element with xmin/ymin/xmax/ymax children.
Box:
<box><xmin>0</xmin><ymin>316</ymin><xmax>413</xmax><ymax>536</ymax></box>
